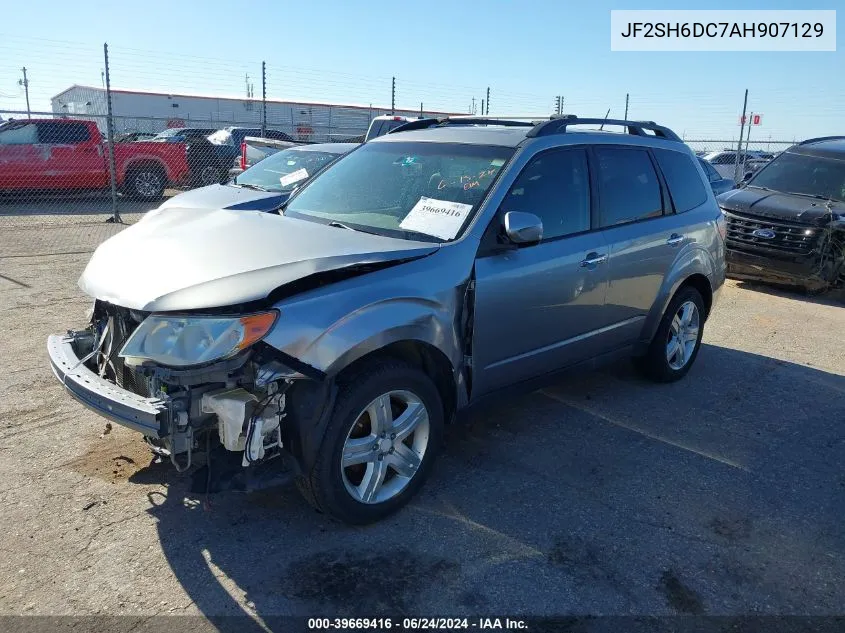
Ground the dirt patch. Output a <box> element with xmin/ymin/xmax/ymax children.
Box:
<box><xmin>283</xmin><ymin>548</ymin><xmax>460</xmax><ymax>614</ymax></box>
<box><xmin>657</xmin><ymin>569</ymin><xmax>705</xmax><ymax>614</ymax></box>
<box><xmin>64</xmin><ymin>430</ymin><xmax>156</xmax><ymax>483</ymax></box>
<box><xmin>710</xmin><ymin>517</ymin><xmax>753</xmax><ymax>541</ymax></box>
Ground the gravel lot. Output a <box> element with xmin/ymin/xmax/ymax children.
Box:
<box><xmin>0</xmin><ymin>221</ymin><xmax>843</xmax><ymax>623</ymax></box>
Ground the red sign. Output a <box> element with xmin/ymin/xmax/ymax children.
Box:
<box><xmin>166</xmin><ymin>118</ymin><xmax>186</xmax><ymax>128</ymax></box>
<box><xmin>738</xmin><ymin>114</ymin><xmax>763</xmax><ymax>126</ymax></box>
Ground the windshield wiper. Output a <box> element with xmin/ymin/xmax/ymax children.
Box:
<box><xmin>327</xmin><ymin>221</ymin><xmax>381</xmax><ymax>235</ymax></box>
<box><xmin>232</xmin><ymin>182</ymin><xmax>269</xmax><ymax>192</ymax></box>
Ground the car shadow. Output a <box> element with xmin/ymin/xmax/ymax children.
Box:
<box><xmin>734</xmin><ymin>279</ymin><xmax>845</xmax><ymax>306</ymax></box>
<box><xmin>129</xmin><ymin>343</ymin><xmax>845</xmax><ymax>627</ymax></box>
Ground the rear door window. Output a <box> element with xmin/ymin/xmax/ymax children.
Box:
<box><xmin>37</xmin><ymin>122</ymin><xmax>91</xmax><ymax>144</ymax></box>
<box><xmin>653</xmin><ymin>149</ymin><xmax>708</xmax><ymax>212</ymax></box>
<box><xmin>595</xmin><ymin>147</ymin><xmax>663</xmax><ymax>227</ymax></box>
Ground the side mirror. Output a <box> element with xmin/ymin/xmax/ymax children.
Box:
<box><xmin>742</xmin><ymin>171</ymin><xmax>753</xmax><ymax>183</ymax></box>
<box><xmin>504</xmin><ymin>211</ymin><xmax>543</xmax><ymax>245</ymax></box>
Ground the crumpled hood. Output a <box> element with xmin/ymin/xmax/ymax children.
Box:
<box><xmin>79</xmin><ymin>207</ymin><xmax>438</xmax><ymax>311</ymax></box>
<box><xmin>717</xmin><ymin>188</ymin><xmax>845</xmax><ymax>224</ymax></box>
<box><xmin>157</xmin><ymin>183</ymin><xmax>286</xmax><ymax>212</ymax></box>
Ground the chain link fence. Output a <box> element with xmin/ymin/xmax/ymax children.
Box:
<box><xmin>0</xmin><ymin>37</ymin><xmax>824</xmax><ymax>259</ymax></box>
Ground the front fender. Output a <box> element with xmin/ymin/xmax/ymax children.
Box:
<box><xmin>640</xmin><ymin>244</ymin><xmax>720</xmax><ymax>346</ymax></box>
<box><xmin>300</xmin><ymin>296</ymin><xmax>460</xmax><ymax>377</ymax></box>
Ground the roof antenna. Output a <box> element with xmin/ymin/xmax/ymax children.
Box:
<box><xmin>599</xmin><ymin>107</ymin><xmax>611</xmax><ymax>131</ymax></box>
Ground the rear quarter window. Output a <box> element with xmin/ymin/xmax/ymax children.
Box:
<box><xmin>37</xmin><ymin>122</ymin><xmax>92</xmax><ymax>144</ymax></box>
<box><xmin>654</xmin><ymin>149</ymin><xmax>709</xmax><ymax>213</ymax></box>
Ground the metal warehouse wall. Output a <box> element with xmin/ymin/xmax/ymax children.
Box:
<box><xmin>50</xmin><ymin>85</ymin><xmax>450</xmax><ymax>140</ymax></box>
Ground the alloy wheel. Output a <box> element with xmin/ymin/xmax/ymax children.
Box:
<box><xmin>341</xmin><ymin>390</ymin><xmax>430</xmax><ymax>505</ymax></box>
<box><xmin>666</xmin><ymin>300</ymin><xmax>700</xmax><ymax>370</ymax></box>
<box><xmin>134</xmin><ymin>171</ymin><xmax>161</xmax><ymax>198</ymax></box>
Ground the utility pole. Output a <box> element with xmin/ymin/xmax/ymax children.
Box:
<box><xmin>624</xmin><ymin>93</ymin><xmax>629</xmax><ymax>120</ymax></box>
<box><xmin>18</xmin><ymin>67</ymin><xmax>31</xmax><ymax>119</ymax></box>
<box><xmin>481</xmin><ymin>100</ymin><xmax>485</xmax><ymax>116</ymax></box>
<box><xmin>471</xmin><ymin>97</ymin><xmax>476</xmax><ymax>114</ymax></box>
<box><xmin>261</xmin><ymin>61</ymin><xmax>267</xmax><ymax>136</ymax></box>
<box><xmin>391</xmin><ymin>77</ymin><xmax>395</xmax><ymax>114</ymax></box>
<box><xmin>735</xmin><ymin>89</ymin><xmax>749</xmax><ymax>183</ymax></box>
<box><xmin>103</xmin><ymin>44</ymin><xmax>120</xmax><ymax>223</ymax></box>
<box><xmin>420</xmin><ymin>102</ymin><xmax>423</xmax><ymax>118</ymax></box>
<box><xmin>486</xmin><ymin>86</ymin><xmax>490</xmax><ymax>114</ymax></box>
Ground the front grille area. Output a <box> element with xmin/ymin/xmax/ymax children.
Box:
<box><xmin>96</xmin><ymin>303</ymin><xmax>151</xmax><ymax>397</ymax></box>
<box><xmin>724</xmin><ymin>210</ymin><xmax>821</xmax><ymax>256</ymax></box>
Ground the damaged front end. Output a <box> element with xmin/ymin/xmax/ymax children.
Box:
<box><xmin>723</xmin><ymin>208</ymin><xmax>845</xmax><ymax>293</ymax></box>
<box><xmin>48</xmin><ymin>301</ymin><xmax>314</xmax><ymax>475</ymax></box>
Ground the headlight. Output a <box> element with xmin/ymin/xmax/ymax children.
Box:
<box><xmin>119</xmin><ymin>311</ymin><xmax>278</xmax><ymax>368</ymax></box>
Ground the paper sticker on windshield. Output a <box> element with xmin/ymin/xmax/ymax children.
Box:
<box><xmin>280</xmin><ymin>168</ymin><xmax>308</xmax><ymax>187</ymax></box>
<box><xmin>399</xmin><ymin>197</ymin><xmax>473</xmax><ymax>240</ymax></box>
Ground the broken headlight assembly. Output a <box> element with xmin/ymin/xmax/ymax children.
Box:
<box><xmin>119</xmin><ymin>310</ymin><xmax>278</xmax><ymax>368</ymax></box>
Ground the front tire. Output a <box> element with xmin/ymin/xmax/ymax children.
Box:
<box><xmin>296</xmin><ymin>358</ymin><xmax>444</xmax><ymax>524</ymax></box>
<box><xmin>636</xmin><ymin>287</ymin><xmax>705</xmax><ymax>383</ymax></box>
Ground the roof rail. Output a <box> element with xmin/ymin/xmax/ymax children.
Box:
<box><xmin>386</xmin><ymin>113</ymin><xmax>682</xmax><ymax>143</ymax></box>
<box><xmin>797</xmin><ymin>135</ymin><xmax>845</xmax><ymax>146</ymax></box>
<box><xmin>526</xmin><ymin>115</ymin><xmax>682</xmax><ymax>142</ymax></box>
<box><xmin>387</xmin><ymin>115</ymin><xmax>541</xmax><ymax>135</ymax></box>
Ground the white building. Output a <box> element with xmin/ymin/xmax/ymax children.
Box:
<box><xmin>51</xmin><ymin>85</ymin><xmax>452</xmax><ymax>142</ymax></box>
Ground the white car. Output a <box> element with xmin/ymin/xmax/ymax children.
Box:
<box><xmin>703</xmin><ymin>150</ymin><xmax>773</xmax><ymax>180</ymax></box>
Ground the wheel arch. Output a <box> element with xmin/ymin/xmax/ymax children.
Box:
<box><xmin>639</xmin><ymin>250</ymin><xmax>717</xmax><ymax>349</ymax></box>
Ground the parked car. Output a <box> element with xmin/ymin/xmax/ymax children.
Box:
<box><xmin>717</xmin><ymin>136</ymin><xmax>845</xmax><ymax>292</ymax></box>
<box><xmin>47</xmin><ymin>115</ymin><xmax>725</xmax><ymax>524</ymax></box>
<box><xmin>148</xmin><ymin>127</ymin><xmax>238</xmax><ymax>187</ymax></box>
<box><xmin>0</xmin><ymin>119</ymin><xmax>189</xmax><ymax>199</ymax></box>
<box><xmin>364</xmin><ymin>115</ymin><xmax>415</xmax><ymax>142</ymax></box>
<box><xmin>155</xmin><ymin>142</ymin><xmax>357</xmax><ymax>213</ymax></box>
<box><xmin>205</xmin><ymin>127</ymin><xmax>296</xmax><ymax>185</ymax></box>
<box><xmin>230</xmin><ymin>136</ymin><xmax>303</xmax><ymax>178</ymax></box>
<box><xmin>697</xmin><ymin>157</ymin><xmax>734</xmax><ymax>196</ymax></box>
<box><xmin>115</xmin><ymin>131</ymin><xmax>157</xmax><ymax>143</ymax></box>
<box><xmin>703</xmin><ymin>150</ymin><xmax>772</xmax><ymax>180</ymax></box>
<box><xmin>148</xmin><ymin>127</ymin><xmax>217</xmax><ymax>143</ymax></box>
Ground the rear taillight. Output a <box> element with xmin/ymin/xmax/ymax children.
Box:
<box><xmin>240</xmin><ymin>141</ymin><xmax>247</xmax><ymax>171</ymax></box>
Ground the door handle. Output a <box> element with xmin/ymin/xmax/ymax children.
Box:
<box><xmin>667</xmin><ymin>234</ymin><xmax>685</xmax><ymax>247</ymax></box>
<box><xmin>580</xmin><ymin>252</ymin><xmax>608</xmax><ymax>267</ymax></box>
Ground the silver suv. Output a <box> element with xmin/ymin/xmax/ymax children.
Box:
<box><xmin>48</xmin><ymin>115</ymin><xmax>726</xmax><ymax>524</ymax></box>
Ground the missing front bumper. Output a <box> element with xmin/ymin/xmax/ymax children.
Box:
<box><xmin>47</xmin><ymin>334</ymin><xmax>169</xmax><ymax>438</ymax></box>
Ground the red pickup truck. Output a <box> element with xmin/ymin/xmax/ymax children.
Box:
<box><xmin>0</xmin><ymin>118</ymin><xmax>190</xmax><ymax>200</ymax></box>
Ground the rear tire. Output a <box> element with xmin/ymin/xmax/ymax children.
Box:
<box><xmin>295</xmin><ymin>358</ymin><xmax>444</xmax><ymax>524</ymax></box>
<box><xmin>126</xmin><ymin>165</ymin><xmax>165</xmax><ymax>200</ymax></box>
<box><xmin>635</xmin><ymin>286</ymin><xmax>705</xmax><ymax>383</ymax></box>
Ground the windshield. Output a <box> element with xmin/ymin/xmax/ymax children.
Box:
<box><xmin>207</xmin><ymin>129</ymin><xmax>234</xmax><ymax>145</ymax></box>
<box><xmin>749</xmin><ymin>152</ymin><xmax>845</xmax><ymax>202</ymax></box>
<box><xmin>234</xmin><ymin>147</ymin><xmax>346</xmax><ymax>192</ymax></box>
<box><xmin>284</xmin><ymin>141</ymin><xmax>514</xmax><ymax>242</ymax></box>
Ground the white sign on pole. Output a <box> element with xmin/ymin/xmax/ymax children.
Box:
<box><xmin>738</xmin><ymin>114</ymin><xmax>763</xmax><ymax>126</ymax></box>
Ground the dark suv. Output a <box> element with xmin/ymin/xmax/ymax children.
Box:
<box><xmin>717</xmin><ymin>136</ymin><xmax>845</xmax><ymax>292</ymax></box>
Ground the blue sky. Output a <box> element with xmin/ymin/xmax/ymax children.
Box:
<box><xmin>1</xmin><ymin>0</ymin><xmax>841</xmax><ymax>141</ymax></box>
